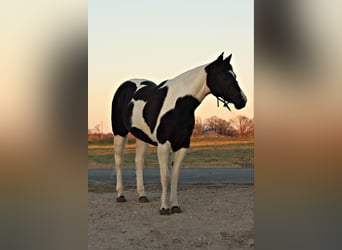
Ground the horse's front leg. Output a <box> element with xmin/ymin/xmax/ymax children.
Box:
<box><xmin>170</xmin><ymin>148</ymin><xmax>187</xmax><ymax>213</ymax></box>
<box><xmin>157</xmin><ymin>143</ymin><xmax>170</xmax><ymax>215</ymax></box>
<box><xmin>135</xmin><ymin>138</ymin><xmax>149</xmax><ymax>202</ymax></box>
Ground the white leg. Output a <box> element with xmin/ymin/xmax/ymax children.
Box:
<box><xmin>114</xmin><ymin>135</ymin><xmax>127</xmax><ymax>200</ymax></box>
<box><xmin>157</xmin><ymin>143</ymin><xmax>170</xmax><ymax>213</ymax></box>
<box><xmin>170</xmin><ymin>148</ymin><xmax>187</xmax><ymax>212</ymax></box>
<box><xmin>135</xmin><ymin>138</ymin><xmax>149</xmax><ymax>200</ymax></box>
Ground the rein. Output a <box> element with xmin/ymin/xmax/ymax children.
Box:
<box><xmin>216</xmin><ymin>96</ymin><xmax>231</xmax><ymax>111</ymax></box>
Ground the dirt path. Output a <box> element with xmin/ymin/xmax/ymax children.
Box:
<box><xmin>88</xmin><ymin>184</ymin><xmax>254</xmax><ymax>249</ymax></box>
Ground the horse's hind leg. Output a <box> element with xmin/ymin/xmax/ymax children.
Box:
<box><xmin>135</xmin><ymin>138</ymin><xmax>149</xmax><ymax>202</ymax></box>
<box><xmin>114</xmin><ymin>135</ymin><xmax>127</xmax><ymax>202</ymax></box>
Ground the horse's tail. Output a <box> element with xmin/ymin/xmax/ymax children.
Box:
<box><xmin>111</xmin><ymin>81</ymin><xmax>137</xmax><ymax>136</ymax></box>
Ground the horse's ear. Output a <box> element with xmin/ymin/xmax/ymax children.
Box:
<box><xmin>224</xmin><ymin>54</ymin><xmax>232</xmax><ymax>63</ymax></box>
<box><xmin>206</xmin><ymin>52</ymin><xmax>225</xmax><ymax>72</ymax></box>
<box><xmin>217</xmin><ymin>52</ymin><xmax>224</xmax><ymax>62</ymax></box>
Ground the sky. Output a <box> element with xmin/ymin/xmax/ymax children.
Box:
<box><xmin>89</xmin><ymin>0</ymin><xmax>253</xmax><ymax>133</ymax></box>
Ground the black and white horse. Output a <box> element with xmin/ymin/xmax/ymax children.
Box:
<box><xmin>111</xmin><ymin>53</ymin><xmax>247</xmax><ymax>215</ymax></box>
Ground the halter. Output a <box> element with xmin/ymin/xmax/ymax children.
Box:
<box><xmin>216</xmin><ymin>96</ymin><xmax>231</xmax><ymax>111</ymax></box>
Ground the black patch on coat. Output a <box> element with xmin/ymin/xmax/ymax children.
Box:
<box><xmin>133</xmin><ymin>84</ymin><xmax>155</xmax><ymax>102</ymax></box>
<box><xmin>130</xmin><ymin>127</ymin><xmax>158</xmax><ymax>146</ymax></box>
<box><xmin>111</xmin><ymin>81</ymin><xmax>137</xmax><ymax>136</ymax></box>
<box><xmin>205</xmin><ymin>59</ymin><xmax>234</xmax><ymax>99</ymax></box>
<box><xmin>126</xmin><ymin>102</ymin><xmax>134</xmax><ymax>130</ymax></box>
<box><xmin>157</xmin><ymin>95</ymin><xmax>200</xmax><ymax>151</ymax></box>
<box><xmin>143</xmin><ymin>87</ymin><xmax>168</xmax><ymax>133</ymax></box>
<box><xmin>133</xmin><ymin>85</ymin><xmax>168</xmax><ymax>133</ymax></box>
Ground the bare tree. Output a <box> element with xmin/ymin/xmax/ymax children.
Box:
<box><xmin>93</xmin><ymin>124</ymin><xmax>101</xmax><ymax>134</ymax></box>
<box><xmin>193</xmin><ymin>115</ymin><xmax>254</xmax><ymax>137</ymax></box>
<box><xmin>194</xmin><ymin>116</ymin><xmax>204</xmax><ymax>135</ymax></box>
<box><xmin>231</xmin><ymin>115</ymin><xmax>254</xmax><ymax>137</ymax></box>
<box><xmin>203</xmin><ymin>116</ymin><xmax>238</xmax><ymax>136</ymax></box>
<box><xmin>220</xmin><ymin>119</ymin><xmax>238</xmax><ymax>136</ymax></box>
<box><xmin>204</xmin><ymin>116</ymin><xmax>220</xmax><ymax>133</ymax></box>
<box><xmin>91</xmin><ymin>122</ymin><xmax>104</xmax><ymax>140</ymax></box>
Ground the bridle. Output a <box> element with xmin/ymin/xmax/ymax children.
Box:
<box><xmin>216</xmin><ymin>96</ymin><xmax>231</xmax><ymax>111</ymax></box>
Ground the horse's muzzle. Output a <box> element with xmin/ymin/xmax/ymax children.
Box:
<box><xmin>234</xmin><ymin>102</ymin><xmax>245</xmax><ymax>110</ymax></box>
<box><xmin>234</xmin><ymin>97</ymin><xmax>247</xmax><ymax>110</ymax></box>
<box><xmin>234</xmin><ymin>90</ymin><xmax>247</xmax><ymax>109</ymax></box>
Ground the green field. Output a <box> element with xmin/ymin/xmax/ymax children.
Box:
<box><xmin>88</xmin><ymin>137</ymin><xmax>254</xmax><ymax>169</ymax></box>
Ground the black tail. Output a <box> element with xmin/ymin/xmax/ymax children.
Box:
<box><xmin>111</xmin><ymin>81</ymin><xmax>137</xmax><ymax>136</ymax></box>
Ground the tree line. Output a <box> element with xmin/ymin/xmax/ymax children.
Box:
<box><xmin>194</xmin><ymin>115</ymin><xmax>254</xmax><ymax>137</ymax></box>
<box><xmin>88</xmin><ymin>115</ymin><xmax>254</xmax><ymax>142</ymax></box>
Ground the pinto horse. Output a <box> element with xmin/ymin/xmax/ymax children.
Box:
<box><xmin>111</xmin><ymin>53</ymin><xmax>247</xmax><ymax>215</ymax></box>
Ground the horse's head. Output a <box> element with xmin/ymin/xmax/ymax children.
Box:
<box><xmin>205</xmin><ymin>53</ymin><xmax>247</xmax><ymax>110</ymax></box>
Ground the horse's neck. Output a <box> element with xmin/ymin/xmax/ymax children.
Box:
<box><xmin>167</xmin><ymin>64</ymin><xmax>210</xmax><ymax>102</ymax></box>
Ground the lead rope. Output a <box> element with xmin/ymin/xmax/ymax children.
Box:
<box><xmin>216</xmin><ymin>96</ymin><xmax>231</xmax><ymax>111</ymax></box>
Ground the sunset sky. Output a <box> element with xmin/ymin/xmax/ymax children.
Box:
<box><xmin>89</xmin><ymin>0</ymin><xmax>253</xmax><ymax>133</ymax></box>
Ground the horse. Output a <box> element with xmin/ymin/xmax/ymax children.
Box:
<box><xmin>111</xmin><ymin>52</ymin><xmax>247</xmax><ymax>215</ymax></box>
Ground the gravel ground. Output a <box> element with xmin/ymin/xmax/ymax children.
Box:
<box><xmin>88</xmin><ymin>184</ymin><xmax>254</xmax><ymax>250</ymax></box>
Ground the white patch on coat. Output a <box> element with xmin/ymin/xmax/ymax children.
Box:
<box><xmin>129</xmin><ymin>78</ymin><xmax>150</xmax><ymax>86</ymax></box>
<box><xmin>131</xmin><ymin>99</ymin><xmax>155</xmax><ymax>140</ymax></box>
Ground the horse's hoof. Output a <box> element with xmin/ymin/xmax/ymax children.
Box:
<box><xmin>171</xmin><ymin>206</ymin><xmax>182</xmax><ymax>214</ymax></box>
<box><xmin>138</xmin><ymin>196</ymin><xmax>149</xmax><ymax>203</ymax></box>
<box><xmin>116</xmin><ymin>195</ymin><xmax>126</xmax><ymax>203</ymax></box>
<box><xmin>159</xmin><ymin>208</ymin><xmax>171</xmax><ymax>215</ymax></box>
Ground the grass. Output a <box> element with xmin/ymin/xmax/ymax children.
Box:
<box><xmin>88</xmin><ymin>136</ymin><xmax>254</xmax><ymax>169</ymax></box>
